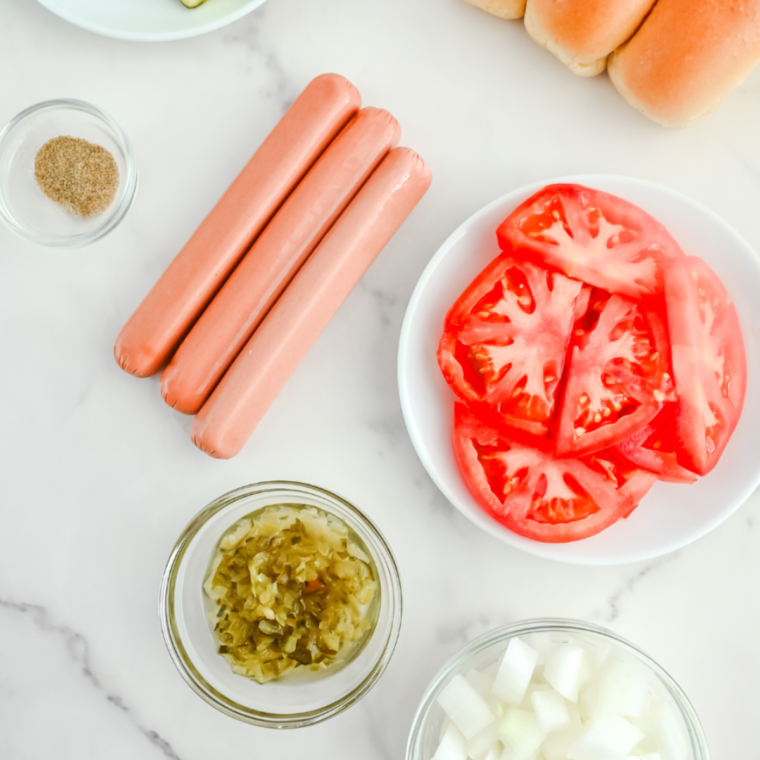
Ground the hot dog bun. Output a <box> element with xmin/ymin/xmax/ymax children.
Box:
<box><xmin>114</xmin><ymin>74</ymin><xmax>360</xmax><ymax>377</ymax></box>
<box><xmin>463</xmin><ymin>0</ymin><xmax>526</xmax><ymax>20</ymax></box>
<box><xmin>191</xmin><ymin>148</ymin><xmax>432</xmax><ymax>459</ymax></box>
<box><xmin>608</xmin><ymin>0</ymin><xmax>760</xmax><ymax>127</ymax></box>
<box><xmin>524</xmin><ymin>0</ymin><xmax>655</xmax><ymax>76</ymax></box>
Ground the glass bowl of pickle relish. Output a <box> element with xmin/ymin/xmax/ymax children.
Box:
<box><xmin>159</xmin><ymin>481</ymin><xmax>402</xmax><ymax>728</ymax></box>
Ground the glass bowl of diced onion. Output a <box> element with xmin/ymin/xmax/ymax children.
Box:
<box><xmin>406</xmin><ymin>619</ymin><xmax>708</xmax><ymax>760</ymax></box>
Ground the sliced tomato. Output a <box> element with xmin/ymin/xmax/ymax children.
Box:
<box><xmin>556</xmin><ymin>293</ymin><xmax>674</xmax><ymax>456</ymax></box>
<box><xmin>573</xmin><ymin>285</ymin><xmax>593</xmax><ymax>323</ymax></box>
<box><xmin>497</xmin><ymin>184</ymin><xmax>684</xmax><ymax>299</ymax></box>
<box><xmin>583</xmin><ymin>447</ymin><xmax>657</xmax><ymax>519</ymax></box>
<box><xmin>663</xmin><ymin>256</ymin><xmax>746</xmax><ymax>475</ymax></box>
<box><xmin>615</xmin><ymin>404</ymin><xmax>698</xmax><ymax>484</ymax></box>
<box><xmin>438</xmin><ymin>256</ymin><xmax>584</xmax><ymax>437</ymax></box>
<box><xmin>453</xmin><ymin>403</ymin><xmax>656</xmax><ymax>543</ymax></box>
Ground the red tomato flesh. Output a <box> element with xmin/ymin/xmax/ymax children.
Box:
<box><xmin>436</xmin><ymin>184</ymin><xmax>746</xmax><ymax>543</ymax></box>
<box><xmin>556</xmin><ymin>293</ymin><xmax>673</xmax><ymax>456</ymax></box>
<box><xmin>615</xmin><ymin>404</ymin><xmax>698</xmax><ymax>484</ymax></box>
<box><xmin>453</xmin><ymin>403</ymin><xmax>656</xmax><ymax>543</ymax></box>
<box><xmin>663</xmin><ymin>256</ymin><xmax>747</xmax><ymax>475</ymax></box>
<box><xmin>438</xmin><ymin>256</ymin><xmax>584</xmax><ymax>438</ymax></box>
<box><xmin>497</xmin><ymin>184</ymin><xmax>684</xmax><ymax>299</ymax></box>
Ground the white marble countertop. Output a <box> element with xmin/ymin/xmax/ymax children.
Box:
<box><xmin>2</xmin><ymin>0</ymin><xmax>760</xmax><ymax>757</ymax></box>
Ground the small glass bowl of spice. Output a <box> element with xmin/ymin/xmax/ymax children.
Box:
<box><xmin>0</xmin><ymin>99</ymin><xmax>137</xmax><ymax>247</ymax></box>
<box><xmin>160</xmin><ymin>481</ymin><xmax>403</xmax><ymax>728</ymax></box>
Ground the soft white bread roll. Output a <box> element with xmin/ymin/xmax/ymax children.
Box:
<box><xmin>463</xmin><ymin>0</ymin><xmax>526</xmax><ymax>20</ymax></box>
<box><xmin>524</xmin><ymin>0</ymin><xmax>656</xmax><ymax>76</ymax></box>
<box><xmin>608</xmin><ymin>0</ymin><xmax>760</xmax><ymax>127</ymax></box>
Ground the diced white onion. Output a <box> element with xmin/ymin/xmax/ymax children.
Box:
<box><xmin>542</xmin><ymin>725</ymin><xmax>584</xmax><ymax>760</ymax></box>
<box><xmin>483</xmin><ymin>660</ymin><xmax>501</xmax><ymax>681</ymax></box>
<box><xmin>433</xmin><ymin>723</ymin><xmax>468</xmax><ymax>760</ymax></box>
<box><xmin>497</xmin><ymin>708</ymin><xmax>546</xmax><ymax>760</ymax></box>
<box><xmin>593</xmin><ymin>642</ymin><xmax>611</xmax><ymax>672</ymax></box>
<box><xmin>492</xmin><ymin>638</ymin><xmax>539</xmax><ymax>705</ymax></box>
<box><xmin>466</xmin><ymin>667</ymin><xmax>502</xmax><ymax>713</ymax></box>
<box><xmin>581</xmin><ymin>656</ymin><xmax>654</xmax><ymax>721</ymax></box>
<box><xmin>467</xmin><ymin>721</ymin><xmax>501</xmax><ymax>760</ymax></box>
<box><xmin>466</xmin><ymin>667</ymin><xmax>494</xmax><ymax>696</ymax></box>
<box><xmin>581</xmin><ymin>657</ymin><xmax>621</xmax><ymax>721</ymax></box>
<box><xmin>616</xmin><ymin>659</ymin><xmax>654</xmax><ymax>718</ymax></box>
<box><xmin>631</xmin><ymin>701</ymin><xmax>688</xmax><ymax>760</ymax></box>
<box><xmin>531</xmin><ymin>688</ymin><xmax>571</xmax><ymax>733</ymax></box>
<box><xmin>544</xmin><ymin>646</ymin><xmax>586</xmax><ymax>703</ymax></box>
<box><xmin>524</xmin><ymin>632</ymin><xmax>554</xmax><ymax>666</ymax></box>
<box><xmin>568</xmin><ymin>714</ymin><xmax>644</xmax><ymax>760</ymax></box>
<box><xmin>520</xmin><ymin>683</ymin><xmax>548</xmax><ymax>709</ymax></box>
<box><xmin>428</xmin><ymin>634</ymin><xmax>690</xmax><ymax>760</ymax></box>
<box><xmin>567</xmin><ymin>705</ymin><xmax>583</xmax><ymax>726</ymax></box>
<box><xmin>437</xmin><ymin>674</ymin><xmax>496</xmax><ymax>739</ymax></box>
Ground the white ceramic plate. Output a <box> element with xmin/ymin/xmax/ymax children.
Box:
<box><xmin>36</xmin><ymin>0</ymin><xmax>267</xmax><ymax>42</ymax></box>
<box><xmin>398</xmin><ymin>175</ymin><xmax>760</xmax><ymax>565</ymax></box>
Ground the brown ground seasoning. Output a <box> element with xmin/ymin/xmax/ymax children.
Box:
<box><xmin>34</xmin><ymin>136</ymin><xmax>119</xmax><ymax>218</ymax></box>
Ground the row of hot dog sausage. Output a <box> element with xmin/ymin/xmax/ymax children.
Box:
<box><xmin>114</xmin><ymin>74</ymin><xmax>432</xmax><ymax>458</ymax></box>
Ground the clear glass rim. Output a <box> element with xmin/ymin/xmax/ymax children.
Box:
<box><xmin>159</xmin><ymin>480</ymin><xmax>403</xmax><ymax>728</ymax></box>
<box><xmin>0</xmin><ymin>98</ymin><xmax>139</xmax><ymax>248</ymax></box>
<box><xmin>405</xmin><ymin>617</ymin><xmax>709</xmax><ymax>760</ymax></box>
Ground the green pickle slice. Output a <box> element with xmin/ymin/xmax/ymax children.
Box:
<box><xmin>203</xmin><ymin>504</ymin><xmax>378</xmax><ymax>684</ymax></box>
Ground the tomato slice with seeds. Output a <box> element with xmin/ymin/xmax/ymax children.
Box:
<box><xmin>556</xmin><ymin>293</ymin><xmax>674</xmax><ymax>456</ymax></box>
<box><xmin>615</xmin><ymin>404</ymin><xmax>698</xmax><ymax>484</ymax></box>
<box><xmin>436</xmin><ymin>184</ymin><xmax>746</xmax><ymax>543</ymax></box>
<box><xmin>453</xmin><ymin>403</ymin><xmax>656</xmax><ymax>542</ymax></box>
<box><xmin>582</xmin><ymin>447</ymin><xmax>657</xmax><ymax>519</ymax></box>
<box><xmin>663</xmin><ymin>256</ymin><xmax>746</xmax><ymax>475</ymax></box>
<box><xmin>497</xmin><ymin>184</ymin><xmax>684</xmax><ymax>298</ymax></box>
<box><xmin>438</xmin><ymin>256</ymin><xmax>584</xmax><ymax>437</ymax></box>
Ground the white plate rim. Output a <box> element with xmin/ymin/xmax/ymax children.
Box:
<box><xmin>398</xmin><ymin>173</ymin><xmax>760</xmax><ymax>566</ymax></box>
<box><xmin>35</xmin><ymin>0</ymin><xmax>267</xmax><ymax>42</ymax></box>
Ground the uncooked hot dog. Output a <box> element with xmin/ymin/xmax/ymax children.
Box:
<box><xmin>114</xmin><ymin>74</ymin><xmax>361</xmax><ymax>377</ymax></box>
<box><xmin>191</xmin><ymin>147</ymin><xmax>432</xmax><ymax>459</ymax></box>
<box><xmin>161</xmin><ymin>107</ymin><xmax>401</xmax><ymax>414</ymax></box>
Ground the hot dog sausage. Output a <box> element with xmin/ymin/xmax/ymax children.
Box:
<box><xmin>161</xmin><ymin>107</ymin><xmax>401</xmax><ymax>414</ymax></box>
<box><xmin>114</xmin><ymin>73</ymin><xmax>361</xmax><ymax>377</ymax></box>
<box><xmin>191</xmin><ymin>147</ymin><xmax>432</xmax><ymax>459</ymax></box>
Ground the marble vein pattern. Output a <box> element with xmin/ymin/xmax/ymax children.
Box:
<box><xmin>590</xmin><ymin>554</ymin><xmax>682</xmax><ymax>624</ymax></box>
<box><xmin>0</xmin><ymin>596</ymin><xmax>182</xmax><ymax>759</ymax></box>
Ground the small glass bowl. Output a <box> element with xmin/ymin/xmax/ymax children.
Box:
<box><xmin>160</xmin><ymin>481</ymin><xmax>403</xmax><ymax>728</ymax></box>
<box><xmin>0</xmin><ymin>99</ymin><xmax>138</xmax><ymax>247</ymax></box>
<box><xmin>406</xmin><ymin>618</ymin><xmax>709</xmax><ymax>760</ymax></box>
